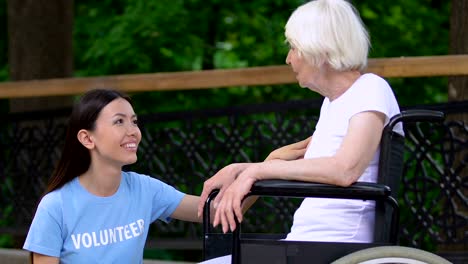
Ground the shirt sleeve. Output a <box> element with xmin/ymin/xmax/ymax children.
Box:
<box><xmin>23</xmin><ymin>192</ymin><xmax>63</xmax><ymax>257</ymax></box>
<box><xmin>347</xmin><ymin>74</ymin><xmax>403</xmax><ymax>134</ymax></box>
<box><xmin>144</xmin><ymin>176</ymin><xmax>185</xmax><ymax>223</ymax></box>
<box><xmin>351</xmin><ymin>75</ymin><xmax>396</xmax><ymax>120</ymax></box>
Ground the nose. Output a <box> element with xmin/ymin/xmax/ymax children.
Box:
<box><xmin>127</xmin><ymin>123</ymin><xmax>140</xmax><ymax>136</ymax></box>
<box><xmin>286</xmin><ymin>50</ymin><xmax>292</xmax><ymax>65</ymax></box>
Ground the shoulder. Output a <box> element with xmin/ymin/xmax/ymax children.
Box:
<box><xmin>122</xmin><ymin>170</ymin><xmax>149</xmax><ymax>182</ymax></box>
<box><xmin>38</xmin><ymin>189</ymin><xmax>63</xmax><ymax>210</ymax></box>
<box><xmin>34</xmin><ymin>189</ymin><xmax>64</xmax><ymax>224</ymax></box>
<box><xmin>358</xmin><ymin>73</ymin><xmax>388</xmax><ymax>84</ymax></box>
<box><xmin>354</xmin><ymin>73</ymin><xmax>391</xmax><ymax>92</ymax></box>
<box><xmin>122</xmin><ymin>171</ymin><xmax>185</xmax><ymax>207</ymax></box>
<box><xmin>350</xmin><ymin>73</ymin><xmax>397</xmax><ymax>105</ymax></box>
<box><xmin>121</xmin><ymin>171</ymin><xmax>167</xmax><ymax>191</ymax></box>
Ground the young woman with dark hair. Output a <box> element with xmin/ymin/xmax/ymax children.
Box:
<box><xmin>23</xmin><ymin>88</ymin><xmax>206</xmax><ymax>264</ymax></box>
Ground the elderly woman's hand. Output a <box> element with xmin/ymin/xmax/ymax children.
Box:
<box><xmin>212</xmin><ymin>164</ymin><xmax>260</xmax><ymax>233</ymax></box>
<box><xmin>197</xmin><ymin>163</ymin><xmax>253</xmax><ymax>219</ymax></box>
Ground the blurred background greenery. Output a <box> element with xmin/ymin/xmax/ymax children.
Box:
<box><xmin>0</xmin><ymin>0</ymin><xmax>463</xmax><ymax>261</ymax></box>
<box><xmin>0</xmin><ymin>0</ymin><xmax>452</xmax><ymax>114</ymax></box>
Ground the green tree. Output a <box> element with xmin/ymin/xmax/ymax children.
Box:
<box><xmin>71</xmin><ymin>0</ymin><xmax>451</xmax><ymax>113</ymax></box>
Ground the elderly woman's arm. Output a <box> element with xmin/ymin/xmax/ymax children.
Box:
<box><xmin>258</xmin><ymin>111</ymin><xmax>385</xmax><ymax>186</ymax></box>
<box><xmin>213</xmin><ymin>111</ymin><xmax>386</xmax><ymax>233</ymax></box>
<box><xmin>265</xmin><ymin>136</ymin><xmax>311</xmax><ymax>161</ymax></box>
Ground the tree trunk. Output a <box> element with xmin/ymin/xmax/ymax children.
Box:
<box><xmin>201</xmin><ymin>3</ymin><xmax>219</xmax><ymax>70</ymax></box>
<box><xmin>6</xmin><ymin>0</ymin><xmax>74</xmax><ymax>249</ymax></box>
<box><xmin>449</xmin><ymin>0</ymin><xmax>468</xmax><ymax>105</ymax></box>
<box><xmin>7</xmin><ymin>0</ymin><xmax>74</xmax><ymax>112</ymax></box>
<box><xmin>440</xmin><ymin>0</ymin><xmax>468</xmax><ymax>259</ymax></box>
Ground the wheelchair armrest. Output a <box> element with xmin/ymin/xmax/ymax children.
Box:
<box><xmin>387</xmin><ymin>110</ymin><xmax>444</xmax><ymax>131</ymax></box>
<box><xmin>228</xmin><ymin>180</ymin><xmax>400</xmax><ymax>263</ymax></box>
<box><xmin>204</xmin><ymin>180</ymin><xmax>401</xmax><ymax>261</ymax></box>
<box><xmin>204</xmin><ymin>180</ymin><xmax>393</xmax><ymax>233</ymax></box>
<box><xmin>246</xmin><ymin>179</ymin><xmax>391</xmax><ymax>201</ymax></box>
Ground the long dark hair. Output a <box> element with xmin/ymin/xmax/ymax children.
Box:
<box><xmin>45</xmin><ymin>88</ymin><xmax>132</xmax><ymax>194</ymax></box>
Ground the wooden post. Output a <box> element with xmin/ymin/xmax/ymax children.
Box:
<box><xmin>7</xmin><ymin>0</ymin><xmax>74</xmax><ymax>112</ymax></box>
<box><xmin>439</xmin><ymin>0</ymin><xmax>468</xmax><ymax>258</ymax></box>
<box><xmin>6</xmin><ymin>0</ymin><xmax>74</xmax><ymax>248</ymax></box>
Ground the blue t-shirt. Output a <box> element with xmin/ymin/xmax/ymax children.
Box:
<box><xmin>23</xmin><ymin>171</ymin><xmax>185</xmax><ymax>263</ymax></box>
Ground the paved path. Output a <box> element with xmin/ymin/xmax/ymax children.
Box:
<box><xmin>0</xmin><ymin>248</ymin><xmax>196</xmax><ymax>264</ymax></box>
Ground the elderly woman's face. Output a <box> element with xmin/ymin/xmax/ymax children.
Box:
<box><xmin>286</xmin><ymin>48</ymin><xmax>322</xmax><ymax>92</ymax></box>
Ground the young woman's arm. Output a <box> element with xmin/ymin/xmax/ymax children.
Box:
<box><xmin>172</xmin><ymin>194</ymin><xmax>254</xmax><ymax>224</ymax></box>
<box><xmin>32</xmin><ymin>253</ymin><xmax>59</xmax><ymax>264</ymax></box>
<box><xmin>171</xmin><ymin>194</ymin><xmax>203</xmax><ymax>223</ymax></box>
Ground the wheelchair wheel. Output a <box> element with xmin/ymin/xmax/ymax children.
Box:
<box><xmin>331</xmin><ymin>246</ymin><xmax>452</xmax><ymax>264</ymax></box>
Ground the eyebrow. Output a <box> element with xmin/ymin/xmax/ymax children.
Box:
<box><xmin>113</xmin><ymin>113</ymin><xmax>137</xmax><ymax>118</ymax></box>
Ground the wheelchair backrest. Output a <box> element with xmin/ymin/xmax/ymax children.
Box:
<box><xmin>374</xmin><ymin>110</ymin><xmax>445</xmax><ymax>242</ymax></box>
<box><xmin>374</xmin><ymin>116</ymin><xmax>405</xmax><ymax>242</ymax></box>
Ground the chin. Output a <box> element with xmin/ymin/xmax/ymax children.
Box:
<box><xmin>124</xmin><ymin>157</ymin><xmax>138</xmax><ymax>165</ymax></box>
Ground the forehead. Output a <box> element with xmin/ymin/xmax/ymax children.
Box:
<box><xmin>99</xmin><ymin>98</ymin><xmax>135</xmax><ymax>117</ymax></box>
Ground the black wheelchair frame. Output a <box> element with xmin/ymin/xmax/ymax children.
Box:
<box><xmin>202</xmin><ymin>110</ymin><xmax>445</xmax><ymax>264</ymax></box>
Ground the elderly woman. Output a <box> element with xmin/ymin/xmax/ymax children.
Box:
<box><xmin>198</xmin><ymin>0</ymin><xmax>403</xmax><ymax>247</ymax></box>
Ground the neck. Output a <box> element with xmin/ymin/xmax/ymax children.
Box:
<box><xmin>322</xmin><ymin>70</ymin><xmax>361</xmax><ymax>101</ymax></box>
<box><xmin>79</xmin><ymin>164</ymin><xmax>122</xmax><ymax>197</ymax></box>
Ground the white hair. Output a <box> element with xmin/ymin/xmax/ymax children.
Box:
<box><xmin>285</xmin><ymin>0</ymin><xmax>370</xmax><ymax>72</ymax></box>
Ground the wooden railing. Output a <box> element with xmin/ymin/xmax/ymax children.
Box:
<box><xmin>0</xmin><ymin>55</ymin><xmax>467</xmax><ymax>98</ymax></box>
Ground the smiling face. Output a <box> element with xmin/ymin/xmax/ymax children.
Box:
<box><xmin>85</xmin><ymin>98</ymin><xmax>142</xmax><ymax>168</ymax></box>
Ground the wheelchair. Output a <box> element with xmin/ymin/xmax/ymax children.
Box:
<box><xmin>202</xmin><ymin>110</ymin><xmax>452</xmax><ymax>264</ymax></box>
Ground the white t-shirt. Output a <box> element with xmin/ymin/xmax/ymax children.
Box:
<box><xmin>23</xmin><ymin>171</ymin><xmax>185</xmax><ymax>264</ymax></box>
<box><xmin>285</xmin><ymin>73</ymin><xmax>403</xmax><ymax>242</ymax></box>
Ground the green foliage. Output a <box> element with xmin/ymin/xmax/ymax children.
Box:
<box><xmin>73</xmin><ymin>0</ymin><xmax>312</xmax><ymax>113</ymax></box>
<box><xmin>0</xmin><ymin>235</ymin><xmax>13</xmax><ymax>248</ymax></box>
<box><xmin>0</xmin><ymin>0</ymin><xmax>453</xmax><ymax>112</ymax></box>
<box><xmin>355</xmin><ymin>0</ymin><xmax>450</xmax><ymax>106</ymax></box>
<box><xmin>0</xmin><ymin>203</ymin><xmax>13</xmax><ymax>248</ymax></box>
<box><xmin>74</xmin><ymin>0</ymin><xmax>195</xmax><ymax>75</ymax></box>
<box><xmin>70</xmin><ymin>0</ymin><xmax>451</xmax><ymax>113</ymax></box>
<box><xmin>357</xmin><ymin>0</ymin><xmax>450</xmax><ymax>57</ymax></box>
